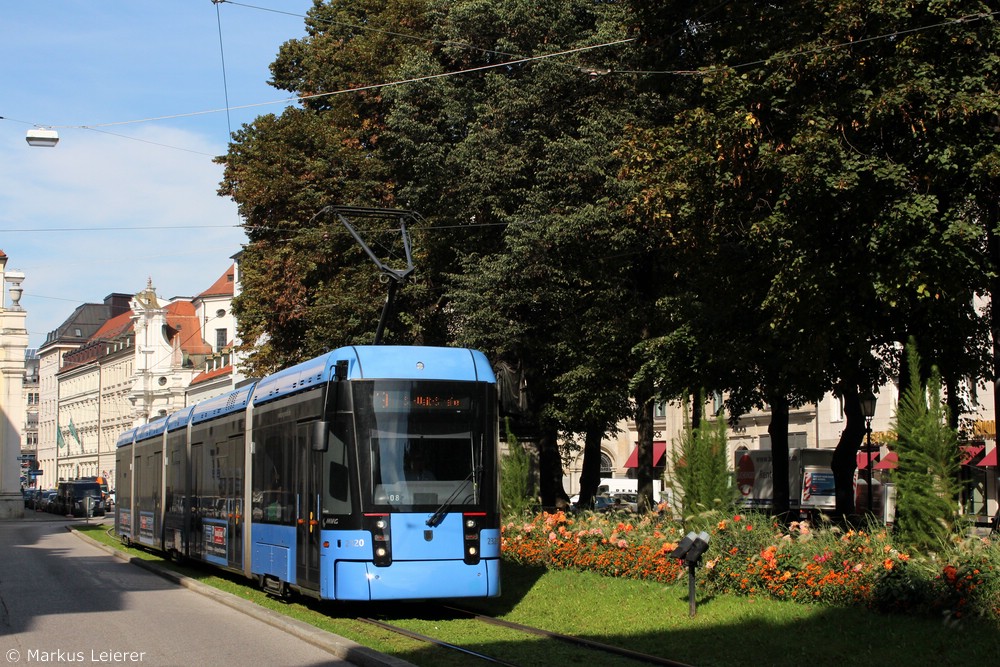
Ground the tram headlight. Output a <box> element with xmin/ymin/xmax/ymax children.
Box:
<box><xmin>375</xmin><ymin>519</ymin><xmax>387</xmax><ymax>530</ymax></box>
<box><xmin>465</xmin><ymin>518</ymin><xmax>476</xmax><ymax>529</ymax></box>
<box><xmin>468</xmin><ymin>546</ymin><xmax>477</xmax><ymax>556</ymax></box>
<box><xmin>376</xmin><ymin>546</ymin><xmax>388</xmax><ymax>558</ymax></box>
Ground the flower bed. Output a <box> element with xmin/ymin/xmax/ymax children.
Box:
<box><xmin>501</xmin><ymin>508</ymin><xmax>1000</xmax><ymax>623</ymax></box>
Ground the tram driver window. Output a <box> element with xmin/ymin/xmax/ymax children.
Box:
<box><xmin>405</xmin><ymin>447</ymin><xmax>436</xmax><ymax>481</ymax></box>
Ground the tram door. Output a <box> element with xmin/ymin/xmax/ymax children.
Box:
<box><xmin>295</xmin><ymin>422</ymin><xmax>322</xmax><ymax>591</ymax></box>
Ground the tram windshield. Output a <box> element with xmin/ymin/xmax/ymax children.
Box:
<box><xmin>357</xmin><ymin>380</ymin><xmax>489</xmax><ymax>511</ymax></box>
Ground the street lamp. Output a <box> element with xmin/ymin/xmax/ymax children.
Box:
<box><xmin>25</xmin><ymin>128</ymin><xmax>59</xmax><ymax>147</ymax></box>
<box><xmin>859</xmin><ymin>391</ymin><xmax>877</xmax><ymax>514</ymax></box>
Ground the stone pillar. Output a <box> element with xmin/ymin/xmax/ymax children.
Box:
<box><xmin>0</xmin><ymin>259</ymin><xmax>27</xmax><ymax>519</ymax></box>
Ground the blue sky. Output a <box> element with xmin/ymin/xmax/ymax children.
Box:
<box><xmin>1</xmin><ymin>1</ymin><xmax>315</xmax><ymax>348</ymax></box>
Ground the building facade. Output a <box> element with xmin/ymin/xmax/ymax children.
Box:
<box><xmin>35</xmin><ymin>266</ymin><xmax>237</xmax><ymax>492</ymax></box>
<box><xmin>563</xmin><ymin>379</ymin><xmax>999</xmax><ymax>520</ymax></box>
<box><xmin>36</xmin><ymin>294</ymin><xmax>132</xmax><ymax>490</ymax></box>
<box><xmin>0</xmin><ymin>252</ymin><xmax>28</xmax><ymax>518</ymax></box>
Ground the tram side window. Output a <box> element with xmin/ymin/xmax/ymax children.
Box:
<box><xmin>325</xmin><ymin>422</ymin><xmax>352</xmax><ymax>517</ymax></box>
<box><xmin>252</xmin><ymin>430</ymin><xmax>293</xmax><ymax>524</ymax></box>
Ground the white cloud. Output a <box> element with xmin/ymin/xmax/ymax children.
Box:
<box><xmin>1</xmin><ymin>126</ymin><xmax>244</xmax><ymax>347</ymax></box>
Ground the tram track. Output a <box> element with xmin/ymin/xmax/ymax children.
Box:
<box><xmin>358</xmin><ymin>604</ymin><xmax>695</xmax><ymax>667</ymax></box>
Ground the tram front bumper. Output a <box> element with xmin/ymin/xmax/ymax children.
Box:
<box><xmin>332</xmin><ymin>558</ymin><xmax>500</xmax><ymax>600</ymax></box>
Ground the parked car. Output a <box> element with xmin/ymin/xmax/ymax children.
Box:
<box><xmin>38</xmin><ymin>490</ymin><xmax>57</xmax><ymax>512</ymax></box>
<box><xmin>24</xmin><ymin>489</ymin><xmax>38</xmax><ymax>509</ymax></box>
<box><xmin>572</xmin><ymin>495</ymin><xmax>617</xmax><ymax>512</ymax></box>
<box><xmin>55</xmin><ymin>480</ymin><xmax>106</xmax><ymax>517</ymax></box>
<box><xmin>612</xmin><ymin>493</ymin><xmax>639</xmax><ymax>513</ymax></box>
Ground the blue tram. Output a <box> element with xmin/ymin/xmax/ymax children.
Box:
<box><xmin>115</xmin><ymin>345</ymin><xmax>501</xmax><ymax>601</ymax></box>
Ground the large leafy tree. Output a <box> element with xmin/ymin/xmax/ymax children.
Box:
<box><xmin>387</xmin><ymin>0</ymin><xmax>653</xmax><ymax>507</ymax></box>
<box><xmin>221</xmin><ymin>0</ymin><xmax>655</xmax><ymax>506</ymax></box>
<box><xmin>624</xmin><ymin>0</ymin><xmax>995</xmax><ymax>517</ymax></box>
<box><xmin>220</xmin><ymin>0</ymin><xmax>444</xmax><ymax>375</ymax></box>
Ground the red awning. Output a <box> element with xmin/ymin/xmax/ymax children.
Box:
<box><xmin>857</xmin><ymin>451</ymin><xmax>879</xmax><ymax>469</ymax></box>
<box><xmin>979</xmin><ymin>447</ymin><xmax>998</xmax><ymax>468</ymax></box>
<box><xmin>625</xmin><ymin>441</ymin><xmax>667</xmax><ymax>468</ymax></box>
<box><xmin>873</xmin><ymin>451</ymin><xmax>898</xmax><ymax>470</ymax></box>
<box><xmin>960</xmin><ymin>444</ymin><xmax>985</xmax><ymax>465</ymax></box>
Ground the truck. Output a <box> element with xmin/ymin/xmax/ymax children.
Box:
<box><xmin>735</xmin><ymin>447</ymin><xmax>841</xmax><ymax>518</ymax></box>
<box><xmin>597</xmin><ymin>478</ymin><xmax>669</xmax><ymax>506</ymax></box>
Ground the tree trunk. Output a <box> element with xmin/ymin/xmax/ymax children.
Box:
<box><xmin>831</xmin><ymin>384</ymin><xmax>865</xmax><ymax>520</ymax></box>
<box><xmin>691</xmin><ymin>389</ymin><xmax>702</xmax><ymax>431</ymax></box>
<box><xmin>944</xmin><ymin>374</ymin><xmax>961</xmax><ymax>431</ymax></box>
<box><xmin>768</xmin><ymin>394</ymin><xmax>791</xmax><ymax>519</ymax></box>
<box><xmin>576</xmin><ymin>426</ymin><xmax>605</xmax><ymax>509</ymax></box>
<box><xmin>635</xmin><ymin>382</ymin><xmax>656</xmax><ymax>513</ymax></box>
<box><xmin>987</xmin><ymin>214</ymin><xmax>1000</xmax><ymax>435</ymax></box>
<box><xmin>536</xmin><ymin>425</ymin><xmax>569</xmax><ymax>510</ymax></box>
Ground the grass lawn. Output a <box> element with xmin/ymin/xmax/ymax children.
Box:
<box><xmin>74</xmin><ymin>523</ymin><xmax>1000</xmax><ymax>667</ymax></box>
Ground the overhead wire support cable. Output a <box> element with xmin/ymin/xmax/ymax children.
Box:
<box><xmin>213</xmin><ymin>0</ymin><xmax>234</xmax><ymax>139</ymax></box>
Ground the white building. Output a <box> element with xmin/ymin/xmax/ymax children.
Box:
<box><xmin>0</xmin><ymin>251</ymin><xmax>28</xmax><ymax>518</ymax></box>
<box><xmin>35</xmin><ymin>266</ymin><xmax>238</xmax><ymax>491</ymax></box>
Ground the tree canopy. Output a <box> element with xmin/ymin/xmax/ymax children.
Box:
<box><xmin>219</xmin><ymin>0</ymin><xmax>1000</xmax><ymax>514</ymax></box>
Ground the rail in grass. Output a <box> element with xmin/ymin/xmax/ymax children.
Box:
<box><xmin>115</xmin><ymin>345</ymin><xmax>500</xmax><ymax>601</ymax></box>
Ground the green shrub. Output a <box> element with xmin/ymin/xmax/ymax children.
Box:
<box><xmin>500</xmin><ymin>419</ymin><xmax>534</xmax><ymax>518</ymax></box>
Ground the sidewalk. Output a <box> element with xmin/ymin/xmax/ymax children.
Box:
<box><xmin>67</xmin><ymin>521</ymin><xmax>416</xmax><ymax>667</ymax></box>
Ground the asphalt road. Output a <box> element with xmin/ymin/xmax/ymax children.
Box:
<box><xmin>0</xmin><ymin>511</ymin><xmax>407</xmax><ymax>667</ymax></box>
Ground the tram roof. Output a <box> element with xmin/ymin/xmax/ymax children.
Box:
<box><xmin>115</xmin><ymin>428</ymin><xmax>135</xmax><ymax>448</ymax></box>
<box><xmin>165</xmin><ymin>405</ymin><xmax>195</xmax><ymax>432</ymax></box>
<box><xmin>191</xmin><ymin>382</ymin><xmax>256</xmax><ymax>425</ymax></box>
<box><xmin>251</xmin><ymin>345</ymin><xmax>494</xmax><ymax>405</ymax></box>
<box><xmin>135</xmin><ymin>417</ymin><xmax>167</xmax><ymax>442</ymax></box>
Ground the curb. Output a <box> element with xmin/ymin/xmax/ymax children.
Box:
<box><xmin>68</xmin><ymin>524</ymin><xmax>415</xmax><ymax>667</ymax></box>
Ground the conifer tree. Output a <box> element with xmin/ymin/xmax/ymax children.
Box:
<box><xmin>669</xmin><ymin>406</ymin><xmax>738</xmax><ymax>524</ymax></box>
<box><xmin>892</xmin><ymin>342</ymin><xmax>963</xmax><ymax>552</ymax></box>
<box><xmin>500</xmin><ymin>419</ymin><xmax>535</xmax><ymax>518</ymax></box>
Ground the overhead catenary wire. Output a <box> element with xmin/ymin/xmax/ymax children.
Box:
<box><xmin>7</xmin><ymin>4</ymin><xmax>990</xmax><ymax>151</ymax></box>
<box><xmin>34</xmin><ymin>37</ymin><xmax>636</xmax><ymax>132</ymax></box>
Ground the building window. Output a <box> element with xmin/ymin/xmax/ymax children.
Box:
<box><xmin>832</xmin><ymin>395</ymin><xmax>845</xmax><ymax>423</ymax></box>
<box><xmin>654</xmin><ymin>401</ymin><xmax>667</xmax><ymax>419</ymax></box>
<box><xmin>215</xmin><ymin>328</ymin><xmax>228</xmax><ymax>352</ymax></box>
<box><xmin>600</xmin><ymin>452</ymin><xmax>612</xmax><ymax>476</ymax></box>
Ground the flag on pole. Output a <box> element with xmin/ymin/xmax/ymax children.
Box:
<box><xmin>57</xmin><ymin>426</ymin><xmax>66</xmax><ymax>449</ymax></box>
<box><xmin>69</xmin><ymin>418</ymin><xmax>81</xmax><ymax>446</ymax></box>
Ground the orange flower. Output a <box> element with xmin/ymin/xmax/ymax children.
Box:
<box><xmin>883</xmin><ymin>558</ymin><xmax>894</xmax><ymax>571</ymax></box>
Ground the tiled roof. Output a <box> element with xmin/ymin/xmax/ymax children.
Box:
<box><xmin>165</xmin><ymin>301</ymin><xmax>213</xmax><ymax>355</ymax></box>
<box><xmin>91</xmin><ymin>310</ymin><xmax>134</xmax><ymax>340</ymax></box>
<box><xmin>198</xmin><ymin>264</ymin><xmax>235</xmax><ymax>299</ymax></box>
<box><xmin>190</xmin><ymin>364</ymin><xmax>233</xmax><ymax>385</ymax></box>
